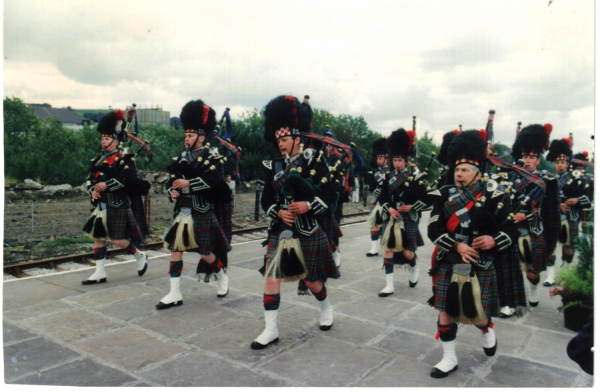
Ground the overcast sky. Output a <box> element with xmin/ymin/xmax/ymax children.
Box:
<box><xmin>3</xmin><ymin>0</ymin><xmax>595</xmax><ymax>152</ymax></box>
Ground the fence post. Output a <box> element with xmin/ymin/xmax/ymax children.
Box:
<box><xmin>254</xmin><ymin>190</ymin><xmax>260</xmax><ymax>221</ymax></box>
<box><xmin>31</xmin><ymin>200</ymin><xmax>34</xmax><ymax>233</ymax></box>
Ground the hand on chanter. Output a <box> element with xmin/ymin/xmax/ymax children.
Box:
<box><xmin>91</xmin><ymin>190</ymin><xmax>101</xmax><ymax>201</ymax></box>
<box><xmin>512</xmin><ymin>212</ymin><xmax>527</xmax><ymax>223</ymax></box>
<box><xmin>561</xmin><ymin>203</ymin><xmax>570</xmax><ymax>213</ymax></box>
<box><xmin>93</xmin><ymin>182</ymin><xmax>107</xmax><ymax>192</ymax></box>
<box><xmin>472</xmin><ymin>235</ymin><xmax>496</xmax><ymax>251</ymax></box>
<box><xmin>172</xmin><ymin>179</ymin><xmax>190</xmax><ymax>189</ymax></box>
<box><xmin>288</xmin><ymin>201</ymin><xmax>309</xmax><ymax>215</ymax></box>
<box><xmin>565</xmin><ymin>197</ymin><xmax>579</xmax><ymax>206</ymax></box>
<box><xmin>278</xmin><ymin>209</ymin><xmax>297</xmax><ymax>226</ymax></box>
<box><xmin>388</xmin><ymin>208</ymin><xmax>401</xmax><ymax>219</ymax></box>
<box><xmin>455</xmin><ymin>242</ymin><xmax>479</xmax><ymax>264</ymax></box>
<box><xmin>170</xmin><ymin>189</ymin><xmax>180</xmax><ymax>202</ymax></box>
<box><xmin>398</xmin><ymin>205</ymin><xmax>412</xmax><ymax>213</ymax></box>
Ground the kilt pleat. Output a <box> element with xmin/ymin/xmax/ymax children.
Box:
<box><xmin>105</xmin><ymin>204</ymin><xmax>143</xmax><ymax>246</ymax></box>
<box><xmin>214</xmin><ymin>201</ymin><xmax>233</xmax><ymax>244</ymax></box>
<box><xmin>166</xmin><ymin>198</ymin><xmax>229</xmax><ymax>261</ymax></box>
<box><xmin>265</xmin><ymin>223</ymin><xmax>339</xmax><ymax>282</ymax></box>
<box><xmin>494</xmin><ymin>246</ymin><xmax>527</xmax><ymax>309</ymax></box>
<box><xmin>434</xmin><ymin>258</ymin><xmax>499</xmax><ymax>318</ymax></box>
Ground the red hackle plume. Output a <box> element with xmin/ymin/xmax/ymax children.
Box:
<box><xmin>406</xmin><ymin>130</ymin><xmax>416</xmax><ymax>152</ymax></box>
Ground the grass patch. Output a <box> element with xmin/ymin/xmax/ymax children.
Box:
<box><xmin>35</xmin><ymin>236</ymin><xmax>94</xmax><ymax>249</ymax></box>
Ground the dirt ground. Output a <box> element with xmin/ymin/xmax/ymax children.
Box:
<box><xmin>3</xmin><ymin>188</ymin><xmax>371</xmax><ymax>263</ymax></box>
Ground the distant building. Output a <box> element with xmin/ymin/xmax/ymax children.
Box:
<box><xmin>137</xmin><ymin>107</ymin><xmax>170</xmax><ymax>126</ymax></box>
<box><xmin>27</xmin><ymin>103</ymin><xmax>89</xmax><ymax>130</ymax></box>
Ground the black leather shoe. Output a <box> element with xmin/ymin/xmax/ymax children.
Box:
<box><xmin>155</xmin><ymin>300</ymin><xmax>183</xmax><ymax>310</ymax></box>
<box><xmin>250</xmin><ymin>338</ymin><xmax>279</xmax><ymax>350</ymax></box>
<box><xmin>430</xmin><ymin>365</ymin><xmax>458</xmax><ymax>378</ymax></box>
<box><xmin>138</xmin><ymin>262</ymin><xmax>148</xmax><ymax>277</ymax></box>
<box><xmin>529</xmin><ymin>301</ymin><xmax>539</xmax><ymax>307</ymax></box>
<box><xmin>498</xmin><ymin>312</ymin><xmax>513</xmax><ymax>319</ymax></box>
<box><xmin>409</xmin><ymin>280</ymin><xmax>418</xmax><ymax>288</ymax></box>
<box><xmin>484</xmin><ymin>342</ymin><xmax>497</xmax><ymax>357</ymax></box>
<box><xmin>217</xmin><ymin>289</ymin><xmax>229</xmax><ymax>298</ymax></box>
<box><xmin>542</xmin><ymin>281</ymin><xmax>553</xmax><ymax>287</ymax></box>
<box><xmin>366</xmin><ymin>252</ymin><xmax>379</xmax><ymax>257</ymax></box>
<box><xmin>320</xmin><ymin>323</ymin><xmax>333</xmax><ymax>331</ymax></box>
<box><xmin>81</xmin><ymin>278</ymin><xmax>107</xmax><ymax>285</ymax></box>
<box><xmin>379</xmin><ymin>292</ymin><xmax>394</xmax><ymax>297</ymax></box>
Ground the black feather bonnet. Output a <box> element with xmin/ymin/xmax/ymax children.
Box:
<box><xmin>180</xmin><ymin>99</ymin><xmax>217</xmax><ymax>135</ymax></box>
<box><xmin>546</xmin><ymin>139</ymin><xmax>572</xmax><ymax>162</ymax></box>
<box><xmin>263</xmin><ymin>95</ymin><xmax>312</xmax><ymax>146</ymax></box>
<box><xmin>512</xmin><ymin>124</ymin><xmax>552</xmax><ymax>162</ymax></box>
<box><xmin>97</xmin><ymin>110</ymin><xmax>126</xmax><ymax>141</ymax></box>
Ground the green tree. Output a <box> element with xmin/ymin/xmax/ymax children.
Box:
<box><xmin>4</xmin><ymin>97</ymin><xmax>42</xmax><ymax>180</ymax></box>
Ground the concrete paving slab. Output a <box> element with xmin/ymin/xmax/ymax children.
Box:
<box><xmin>183</xmin><ymin>316</ymin><xmax>314</xmax><ymax>364</ymax></box>
<box><xmin>343</xmin><ymin>275</ymin><xmax>430</xmax><ymax>304</ymax></box>
<box><xmin>521</xmin><ymin>329</ymin><xmax>581</xmax><ymax>370</ymax></box>
<box><xmin>72</xmin><ymin>326</ymin><xmax>186</xmax><ymax>372</ymax></box>
<box><xmin>335</xmin><ymin>295</ymin><xmax>417</xmax><ymax>326</ymax></box>
<box><xmin>456</xmin><ymin>320</ymin><xmax>533</xmax><ymax>356</ymax></box>
<box><xmin>4</xmin><ymin>337</ymin><xmax>81</xmax><ymax>382</ymax></box>
<box><xmin>221</xmin><ymin>294</ymin><xmax>295</xmax><ymax>316</ymax></box>
<box><xmin>66</xmin><ymin>283</ymin><xmax>163</xmax><ymax>308</ymax></box>
<box><xmin>394</xmin><ymin>304</ymin><xmax>439</xmax><ymax>336</ymax></box>
<box><xmin>486</xmin><ymin>355</ymin><xmax>579</xmax><ymax>387</ymax></box>
<box><xmin>358</xmin><ymin>353</ymin><xmax>470</xmax><ymax>387</ymax></box>
<box><xmin>24</xmin><ymin>308</ymin><xmax>125</xmax><ymax>343</ymax></box>
<box><xmin>3</xmin><ymin>279</ymin><xmax>83</xmax><ymax>311</ymax></box>
<box><xmin>135</xmin><ymin>301</ymin><xmax>240</xmax><ymax>339</ymax></box>
<box><xmin>230</xmin><ymin>255</ymin><xmax>265</xmax><ymax>271</ymax></box>
<box><xmin>95</xmin><ymin>294</ymin><xmax>172</xmax><ymax>322</ymax></box>
<box><xmin>520</xmin><ymin>305</ymin><xmax>572</xmax><ymax>332</ymax></box>
<box><xmin>3</xmin><ymin>300</ymin><xmax>75</xmax><ymax>322</ymax></box>
<box><xmin>372</xmin><ymin>329</ymin><xmax>437</xmax><ymax>359</ymax></box>
<box><xmin>260</xmin><ymin>336</ymin><xmax>390</xmax><ymax>387</ymax></box>
<box><xmin>137</xmin><ymin>351</ymin><xmax>290</xmax><ymax>387</ymax></box>
<box><xmin>9</xmin><ymin>358</ymin><xmax>138</xmax><ymax>386</ymax></box>
<box><xmin>3</xmin><ymin>320</ymin><xmax>38</xmax><ymax>346</ymax></box>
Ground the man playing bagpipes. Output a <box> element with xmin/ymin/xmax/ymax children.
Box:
<box><xmin>378</xmin><ymin>128</ymin><xmax>428</xmax><ymax>296</ymax></box>
<box><xmin>252</xmin><ymin>95</ymin><xmax>339</xmax><ymax>350</ymax></box>
<box><xmin>365</xmin><ymin>138</ymin><xmax>389</xmax><ymax>257</ymax></box>
<box><xmin>82</xmin><ymin>110</ymin><xmax>150</xmax><ymax>285</ymax></box>
<box><xmin>571</xmin><ymin>151</ymin><xmax>594</xmax><ymax>230</ymax></box>
<box><xmin>543</xmin><ymin>137</ymin><xmax>581</xmax><ymax>286</ymax></box>
<box><xmin>156</xmin><ymin>100</ymin><xmax>232</xmax><ymax>310</ymax></box>
<box><xmin>427</xmin><ymin>130</ymin><xmax>519</xmax><ymax>378</ymax></box>
<box><xmin>510</xmin><ymin>124</ymin><xmax>560</xmax><ymax>307</ymax></box>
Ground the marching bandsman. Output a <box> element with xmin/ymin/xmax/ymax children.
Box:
<box><xmin>427</xmin><ymin>130</ymin><xmax>518</xmax><ymax>378</ymax></box>
<box><xmin>378</xmin><ymin>128</ymin><xmax>428</xmax><ymax>296</ymax></box>
<box><xmin>365</xmin><ymin>138</ymin><xmax>389</xmax><ymax>257</ymax></box>
<box><xmin>571</xmin><ymin>151</ymin><xmax>594</xmax><ymax>230</ymax></box>
<box><xmin>252</xmin><ymin>95</ymin><xmax>339</xmax><ymax>350</ymax></box>
<box><xmin>510</xmin><ymin>124</ymin><xmax>560</xmax><ymax>307</ymax></box>
<box><xmin>157</xmin><ymin>100</ymin><xmax>231</xmax><ymax>309</ymax></box>
<box><xmin>82</xmin><ymin>110</ymin><xmax>150</xmax><ymax>285</ymax></box>
<box><xmin>543</xmin><ymin>138</ymin><xmax>576</xmax><ymax>285</ymax></box>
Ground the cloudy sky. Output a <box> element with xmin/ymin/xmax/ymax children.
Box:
<box><xmin>3</xmin><ymin>0</ymin><xmax>595</xmax><ymax>151</ymax></box>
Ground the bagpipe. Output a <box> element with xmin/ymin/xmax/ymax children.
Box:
<box><xmin>123</xmin><ymin>104</ymin><xmax>153</xmax><ymax>170</ymax></box>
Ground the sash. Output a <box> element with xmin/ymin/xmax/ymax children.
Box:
<box><xmin>445</xmin><ymin>191</ymin><xmax>482</xmax><ymax>233</ymax></box>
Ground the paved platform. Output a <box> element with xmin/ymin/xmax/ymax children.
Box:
<box><xmin>3</xmin><ymin>213</ymin><xmax>594</xmax><ymax>387</ymax></box>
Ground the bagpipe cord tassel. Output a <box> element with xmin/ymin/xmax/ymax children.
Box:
<box><xmin>518</xmin><ymin>235</ymin><xmax>533</xmax><ymax>271</ymax></box>
<box><xmin>86</xmin><ymin>206</ymin><xmax>108</xmax><ymax>240</ymax></box>
<box><xmin>445</xmin><ymin>272</ymin><xmax>461</xmax><ymax>318</ymax></box>
<box><xmin>280</xmin><ymin>238</ymin><xmax>307</xmax><ymax>282</ymax></box>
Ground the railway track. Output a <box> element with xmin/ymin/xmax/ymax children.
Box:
<box><xmin>4</xmin><ymin>212</ymin><xmax>369</xmax><ymax>279</ymax></box>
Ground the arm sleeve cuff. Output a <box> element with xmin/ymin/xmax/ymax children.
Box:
<box><xmin>309</xmin><ymin>197</ymin><xmax>328</xmax><ymax>215</ymax></box>
<box><xmin>578</xmin><ymin>195</ymin><xmax>591</xmax><ymax>206</ymax></box>
<box><xmin>106</xmin><ymin>178</ymin><xmax>125</xmax><ymax>191</ymax></box>
<box><xmin>493</xmin><ymin>232</ymin><xmax>512</xmax><ymax>251</ymax></box>
<box><xmin>267</xmin><ymin>204</ymin><xmax>280</xmax><ymax>220</ymax></box>
<box><xmin>526</xmin><ymin>214</ymin><xmax>535</xmax><ymax>222</ymax></box>
<box><xmin>189</xmin><ymin>177</ymin><xmax>210</xmax><ymax>191</ymax></box>
<box><xmin>412</xmin><ymin>200</ymin><xmax>427</xmax><ymax>212</ymax></box>
<box><xmin>433</xmin><ymin>233</ymin><xmax>456</xmax><ymax>252</ymax></box>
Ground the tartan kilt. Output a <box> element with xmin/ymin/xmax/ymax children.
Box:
<box><xmin>434</xmin><ymin>255</ymin><xmax>499</xmax><ymax>318</ymax></box>
<box><xmin>321</xmin><ymin>211</ymin><xmax>341</xmax><ymax>248</ymax></box>
<box><xmin>528</xmin><ymin>233</ymin><xmax>547</xmax><ymax>273</ymax></box>
<box><xmin>494</xmin><ymin>246</ymin><xmax>527</xmax><ymax>309</ymax></box>
<box><xmin>400</xmin><ymin>214</ymin><xmax>424</xmax><ymax>251</ymax></box>
<box><xmin>567</xmin><ymin>218</ymin><xmax>580</xmax><ymax>244</ymax></box>
<box><xmin>265</xmin><ymin>223</ymin><xmax>340</xmax><ymax>282</ymax></box>
<box><xmin>166</xmin><ymin>198</ymin><xmax>229</xmax><ymax>263</ymax></box>
<box><xmin>106</xmin><ymin>204</ymin><xmax>143</xmax><ymax>246</ymax></box>
<box><xmin>214</xmin><ymin>201</ymin><xmax>233</xmax><ymax>244</ymax></box>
